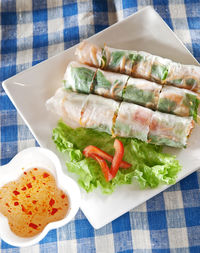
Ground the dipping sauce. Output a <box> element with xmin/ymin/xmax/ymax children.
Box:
<box><xmin>0</xmin><ymin>168</ymin><xmax>69</xmax><ymax>237</ymax></box>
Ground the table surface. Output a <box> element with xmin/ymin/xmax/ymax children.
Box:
<box><xmin>1</xmin><ymin>0</ymin><xmax>200</xmax><ymax>252</ymax></box>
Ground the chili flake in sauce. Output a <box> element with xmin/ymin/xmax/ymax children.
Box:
<box><xmin>0</xmin><ymin>168</ymin><xmax>69</xmax><ymax>237</ymax></box>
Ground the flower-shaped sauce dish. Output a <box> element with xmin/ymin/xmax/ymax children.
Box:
<box><xmin>0</xmin><ymin>147</ymin><xmax>81</xmax><ymax>247</ymax></box>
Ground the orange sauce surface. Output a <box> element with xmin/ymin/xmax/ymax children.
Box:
<box><xmin>0</xmin><ymin>168</ymin><xmax>69</xmax><ymax>237</ymax></box>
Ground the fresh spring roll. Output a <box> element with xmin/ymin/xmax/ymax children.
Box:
<box><xmin>64</xmin><ymin>61</ymin><xmax>199</xmax><ymax>120</ymax></box>
<box><xmin>76</xmin><ymin>41</ymin><xmax>200</xmax><ymax>93</ymax></box>
<box><xmin>114</xmin><ymin>102</ymin><xmax>153</xmax><ymax>142</ymax></box>
<box><xmin>75</xmin><ymin>41</ymin><xmax>144</xmax><ymax>75</ymax></box>
<box><xmin>105</xmin><ymin>46</ymin><xmax>200</xmax><ymax>93</ymax></box>
<box><xmin>63</xmin><ymin>61</ymin><xmax>97</xmax><ymax>93</ymax></box>
<box><xmin>80</xmin><ymin>94</ymin><xmax>119</xmax><ymax>134</ymax></box>
<box><xmin>157</xmin><ymin>86</ymin><xmax>200</xmax><ymax>121</ymax></box>
<box><xmin>165</xmin><ymin>63</ymin><xmax>200</xmax><ymax>92</ymax></box>
<box><xmin>47</xmin><ymin>89</ymin><xmax>194</xmax><ymax>148</ymax></box>
<box><xmin>148</xmin><ymin>111</ymin><xmax>194</xmax><ymax>148</ymax></box>
<box><xmin>94</xmin><ymin>69</ymin><xmax>129</xmax><ymax>100</ymax></box>
<box><xmin>46</xmin><ymin>88</ymin><xmax>87</xmax><ymax>127</ymax></box>
<box><xmin>149</xmin><ymin>57</ymin><xmax>200</xmax><ymax>92</ymax></box>
<box><xmin>123</xmin><ymin>77</ymin><xmax>162</xmax><ymax>109</ymax></box>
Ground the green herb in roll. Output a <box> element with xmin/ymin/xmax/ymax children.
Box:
<box><xmin>94</xmin><ymin>69</ymin><xmax>129</xmax><ymax>100</ymax></box>
<box><xmin>151</xmin><ymin>64</ymin><xmax>168</xmax><ymax>81</ymax></box>
<box><xmin>157</xmin><ymin>86</ymin><xmax>200</xmax><ymax>121</ymax></box>
<box><xmin>186</xmin><ymin>78</ymin><xmax>196</xmax><ymax>87</ymax></box>
<box><xmin>128</xmin><ymin>53</ymin><xmax>143</xmax><ymax>64</ymax></box>
<box><xmin>123</xmin><ymin>77</ymin><xmax>161</xmax><ymax>109</ymax></box>
<box><xmin>171</xmin><ymin>79</ymin><xmax>183</xmax><ymax>85</ymax></box>
<box><xmin>109</xmin><ymin>51</ymin><xmax>126</xmax><ymax>68</ymax></box>
<box><xmin>104</xmin><ymin>46</ymin><xmax>133</xmax><ymax>75</ymax></box>
<box><xmin>63</xmin><ymin>61</ymin><xmax>97</xmax><ymax>93</ymax></box>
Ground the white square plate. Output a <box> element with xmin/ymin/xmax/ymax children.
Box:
<box><xmin>3</xmin><ymin>6</ymin><xmax>200</xmax><ymax>229</ymax></box>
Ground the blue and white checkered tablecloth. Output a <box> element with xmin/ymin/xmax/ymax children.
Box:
<box><xmin>1</xmin><ymin>0</ymin><xmax>200</xmax><ymax>252</ymax></box>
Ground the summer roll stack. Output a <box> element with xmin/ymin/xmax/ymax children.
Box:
<box><xmin>76</xmin><ymin>41</ymin><xmax>200</xmax><ymax>93</ymax></box>
<box><xmin>46</xmin><ymin>42</ymin><xmax>200</xmax><ymax>149</ymax></box>
<box><xmin>46</xmin><ymin>88</ymin><xmax>194</xmax><ymax>148</ymax></box>
<box><xmin>63</xmin><ymin>61</ymin><xmax>200</xmax><ymax>121</ymax></box>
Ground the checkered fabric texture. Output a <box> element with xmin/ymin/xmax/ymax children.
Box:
<box><xmin>0</xmin><ymin>0</ymin><xmax>200</xmax><ymax>252</ymax></box>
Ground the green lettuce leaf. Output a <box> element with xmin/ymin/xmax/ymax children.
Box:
<box><xmin>52</xmin><ymin>121</ymin><xmax>182</xmax><ymax>194</ymax></box>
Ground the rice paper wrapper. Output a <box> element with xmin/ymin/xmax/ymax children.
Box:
<box><xmin>123</xmin><ymin>77</ymin><xmax>161</xmax><ymax>109</ymax></box>
<box><xmin>75</xmin><ymin>41</ymin><xmax>103</xmax><ymax>68</ymax></box>
<box><xmin>46</xmin><ymin>88</ymin><xmax>87</xmax><ymax>128</ymax></box>
<box><xmin>148</xmin><ymin>111</ymin><xmax>194</xmax><ymax>148</ymax></box>
<box><xmin>114</xmin><ymin>102</ymin><xmax>153</xmax><ymax>142</ymax></box>
<box><xmin>149</xmin><ymin>55</ymin><xmax>171</xmax><ymax>83</ymax></box>
<box><xmin>157</xmin><ymin>85</ymin><xmax>199</xmax><ymax>119</ymax></box>
<box><xmin>165</xmin><ymin>62</ymin><xmax>200</xmax><ymax>93</ymax></box>
<box><xmin>81</xmin><ymin>94</ymin><xmax>119</xmax><ymax>134</ymax></box>
<box><xmin>104</xmin><ymin>46</ymin><xmax>133</xmax><ymax>75</ymax></box>
<box><xmin>131</xmin><ymin>51</ymin><xmax>155</xmax><ymax>80</ymax></box>
<box><xmin>63</xmin><ymin>61</ymin><xmax>97</xmax><ymax>93</ymax></box>
<box><xmin>94</xmin><ymin>69</ymin><xmax>128</xmax><ymax>100</ymax></box>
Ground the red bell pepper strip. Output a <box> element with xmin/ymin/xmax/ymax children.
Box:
<box><xmin>83</xmin><ymin>139</ymin><xmax>132</xmax><ymax>181</ymax></box>
<box><xmin>110</xmin><ymin>139</ymin><xmax>124</xmax><ymax>178</ymax></box>
<box><xmin>83</xmin><ymin>145</ymin><xmax>131</xmax><ymax>169</ymax></box>
<box><xmin>90</xmin><ymin>154</ymin><xmax>113</xmax><ymax>182</ymax></box>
